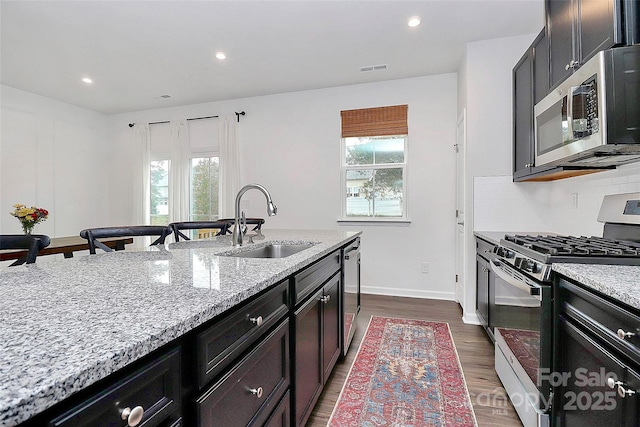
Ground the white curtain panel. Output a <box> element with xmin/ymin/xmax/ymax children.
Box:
<box><xmin>133</xmin><ymin>124</ymin><xmax>150</xmax><ymax>225</ymax></box>
<box><xmin>219</xmin><ymin>114</ymin><xmax>241</xmax><ymax>218</ymax></box>
<box><xmin>169</xmin><ymin>120</ymin><xmax>190</xmax><ymax>222</ymax></box>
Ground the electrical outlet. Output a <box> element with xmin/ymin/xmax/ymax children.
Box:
<box><xmin>570</xmin><ymin>193</ymin><xmax>578</xmax><ymax>209</ymax></box>
<box><xmin>421</xmin><ymin>262</ymin><xmax>430</xmax><ymax>274</ymax></box>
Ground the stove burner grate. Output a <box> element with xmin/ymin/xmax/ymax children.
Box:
<box><xmin>504</xmin><ymin>234</ymin><xmax>640</xmax><ymax>258</ymax></box>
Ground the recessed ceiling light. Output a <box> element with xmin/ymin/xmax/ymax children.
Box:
<box><xmin>215</xmin><ymin>52</ymin><xmax>226</xmax><ymax>60</ymax></box>
<box><xmin>408</xmin><ymin>16</ymin><xmax>421</xmax><ymax>27</ymax></box>
<box><xmin>81</xmin><ymin>77</ymin><xmax>93</xmax><ymax>84</ymax></box>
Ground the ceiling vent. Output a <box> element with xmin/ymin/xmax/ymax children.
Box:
<box><xmin>360</xmin><ymin>64</ymin><xmax>388</xmax><ymax>72</ymax></box>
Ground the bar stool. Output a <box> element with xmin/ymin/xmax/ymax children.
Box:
<box><xmin>79</xmin><ymin>226</ymin><xmax>172</xmax><ymax>254</ymax></box>
<box><xmin>0</xmin><ymin>234</ymin><xmax>51</xmax><ymax>266</ymax></box>
<box><xmin>169</xmin><ymin>221</ymin><xmax>231</xmax><ymax>242</ymax></box>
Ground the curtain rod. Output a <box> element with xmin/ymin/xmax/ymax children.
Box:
<box><xmin>128</xmin><ymin>110</ymin><xmax>245</xmax><ymax>128</ymax></box>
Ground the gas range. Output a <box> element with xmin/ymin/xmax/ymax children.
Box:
<box><xmin>493</xmin><ymin>192</ymin><xmax>640</xmax><ymax>283</ymax></box>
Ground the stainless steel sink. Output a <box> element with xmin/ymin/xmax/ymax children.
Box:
<box><xmin>227</xmin><ymin>243</ymin><xmax>314</xmax><ymax>258</ymax></box>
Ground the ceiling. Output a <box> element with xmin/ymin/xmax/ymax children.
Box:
<box><xmin>1</xmin><ymin>0</ymin><xmax>544</xmax><ymax>115</ymax></box>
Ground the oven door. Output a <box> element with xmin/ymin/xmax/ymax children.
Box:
<box><xmin>490</xmin><ymin>258</ymin><xmax>552</xmax><ymax>426</ymax></box>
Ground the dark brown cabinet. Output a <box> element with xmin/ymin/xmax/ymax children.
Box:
<box><xmin>547</xmin><ymin>0</ymin><xmax>624</xmax><ymax>89</ymax></box>
<box><xmin>196</xmin><ymin>319</ymin><xmax>290</xmax><ymax>427</ymax></box>
<box><xmin>513</xmin><ymin>29</ymin><xmax>550</xmax><ymax>180</ymax></box>
<box><xmin>18</xmin><ymin>242</ymin><xmax>355</xmax><ymax>427</ymax></box>
<box><xmin>49</xmin><ymin>348</ymin><xmax>182</xmax><ymax>427</ymax></box>
<box><xmin>475</xmin><ymin>237</ymin><xmax>495</xmax><ymax>340</ymax></box>
<box><xmin>553</xmin><ymin>276</ymin><xmax>640</xmax><ymax>426</ymax></box>
<box><xmin>292</xmin><ymin>254</ymin><xmax>341</xmax><ymax>427</ymax></box>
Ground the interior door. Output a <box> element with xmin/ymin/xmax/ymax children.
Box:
<box><xmin>455</xmin><ymin>109</ymin><xmax>466</xmax><ymax>305</ymax></box>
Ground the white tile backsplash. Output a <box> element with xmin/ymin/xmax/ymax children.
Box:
<box><xmin>473</xmin><ymin>164</ymin><xmax>640</xmax><ymax>236</ymax></box>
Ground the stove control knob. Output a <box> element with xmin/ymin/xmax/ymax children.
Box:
<box><xmin>522</xmin><ymin>260</ymin><xmax>538</xmax><ymax>273</ymax></box>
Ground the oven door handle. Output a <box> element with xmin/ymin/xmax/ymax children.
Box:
<box><xmin>490</xmin><ymin>259</ymin><xmax>542</xmax><ymax>301</ymax></box>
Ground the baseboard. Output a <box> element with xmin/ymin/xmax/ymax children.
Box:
<box><xmin>462</xmin><ymin>312</ymin><xmax>481</xmax><ymax>325</ymax></box>
<box><xmin>361</xmin><ymin>285</ymin><xmax>455</xmax><ymax>301</ymax></box>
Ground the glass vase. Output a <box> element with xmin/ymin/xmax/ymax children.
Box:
<box><xmin>22</xmin><ymin>223</ymin><xmax>34</xmax><ymax>235</ymax></box>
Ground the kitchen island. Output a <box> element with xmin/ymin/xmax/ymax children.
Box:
<box><xmin>0</xmin><ymin>229</ymin><xmax>360</xmax><ymax>427</ymax></box>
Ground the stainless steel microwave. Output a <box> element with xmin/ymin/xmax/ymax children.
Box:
<box><xmin>534</xmin><ymin>45</ymin><xmax>640</xmax><ymax>168</ymax></box>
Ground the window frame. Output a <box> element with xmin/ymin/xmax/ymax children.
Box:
<box><xmin>339</xmin><ymin>134</ymin><xmax>409</xmax><ymax>222</ymax></box>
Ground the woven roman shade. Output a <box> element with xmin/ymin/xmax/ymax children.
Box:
<box><xmin>341</xmin><ymin>105</ymin><xmax>408</xmax><ymax>137</ymax></box>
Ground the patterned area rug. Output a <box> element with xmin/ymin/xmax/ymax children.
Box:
<box><xmin>329</xmin><ymin>316</ymin><xmax>477</xmax><ymax>427</ymax></box>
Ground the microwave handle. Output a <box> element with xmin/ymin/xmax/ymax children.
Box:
<box><xmin>566</xmin><ymin>86</ymin><xmax>575</xmax><ymax>141</ymax></box>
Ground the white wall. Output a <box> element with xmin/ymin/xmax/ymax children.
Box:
<box><xmin>0</xmin><ymin>85</ymin><xmax>111</xmax><ymax>237</ymax></box>
<box><xmin>474</xmin><ymin>164</ymin><xmax>640</xmax><ymax>235</ymax></box>
<box><xmin>458</xmin><ymin>33</ymin><xmax>539</xmax><ymax>322</ymax></box>
<box><xmin>110</xmin><ymin>75</ymin><xmax>459</xmax><ymax>300</ymax></box>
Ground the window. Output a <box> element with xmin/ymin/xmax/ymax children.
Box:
<box><xmin>190</xmin><ymin>156</ymin><xmax>219</xmax><ymax>221</ymax></box>
<box><xmin>149</xmin><ymin>118</ymin><xmax>220</xmax><ymax>225</ymax></box>
<box><xmin>340</xmin><ymin>105</ymin><xmax>408</xmax><ymax>220</ymax></box>
<box><xmin>150</xmin><ymin>160</ymin><xmax>170</xmax><ymax>225</ymax></box>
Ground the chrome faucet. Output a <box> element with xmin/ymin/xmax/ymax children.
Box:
<box><xmin>232</xmin><ymin>184</ymin><xmax>277</xmax><ymax>247</ymax></box>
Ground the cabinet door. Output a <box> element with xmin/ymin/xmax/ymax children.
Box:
<box><xmin>577</xmin><ymin>0</ymin><xmax>621</xmax><ymax>65</ymax></box>
<box><xmin>513</xmin><ymin>49</ymin><xmax>534</xmax><ymax>179</ymax></box>
<box><xmin>322</xmin><ymin>274</ymin><xmax>341</xmax><ymax>383</ymax></box>
<box><xmin>293</xmin><ymin>288</ymin><xmax>323</xmax><ymax>427</ymax></box>
<box><xmin>547</xmin><ymin>0</ymin><xmax>575</xmax><ymax>88</ymax></box>
<box><xmin>533</xmin><ymin>28</ymin><xmax>550</xmax><ymax>104</ymax></box>
<box><xmin>553</xmin><ymin>317</ymin><xmax>630</xmax><ymax>426</ymax></box>
<box><xmin>475</xmin><ymin>254</ymin><xmax>490</xmax><ymax>329</ymax></box>
<box><xmin>196</xmin><ymin>320</ymin><xmax>289</xmax><ymax>427</ymax></box>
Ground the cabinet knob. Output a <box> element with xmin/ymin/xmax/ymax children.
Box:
<box><xmin>121</xmin><ymin>406</ymin><xmax>144</xmax><ymax>427</ymax></box>
<box><xmin>607</xmin><ymin>377</ymin><xmax>622</xmax><ymax>389</ymax></box>
<box><xmin>249</xmin><ymin>386</ymin><xmax>264</xmax><ymax>398</ymax></box>
<box><xmin>565</xmin><ymin>60</ymin><xmax>580</xmax><ymax>70</ymax></box>
<box><xmin>249</xmin><ymin>315</ymin><xmax>263</xmax><ymax>326</ymax></box>
<box><xmin>617</xmin><ymin>328</ymin><xmax>635</xmax><ymax>340</ymax></box>
<box><xmin>320</xmin><ymin>295</ymin><xmax>331</xmax><ymax>303</ymax></box>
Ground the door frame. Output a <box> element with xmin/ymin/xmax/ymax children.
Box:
<box><xmin>455</xmin><ymin>109</ymin><xmax>467</xmax><ymax>306</ymax></box>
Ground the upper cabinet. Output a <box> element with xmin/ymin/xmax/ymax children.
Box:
<box><xmin>547</xmin><ymin>0</ymin><xmax>624</xmax><ymax>89</ymax></box>
<box><xmin>513</xmin><ymin>0</ymin><xmax>638</xmax><ymax>182</ymax></box>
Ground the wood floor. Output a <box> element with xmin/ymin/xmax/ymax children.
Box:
<box><xmin>306</xmin><ymin>294</ymin><xmax>523</xmax><ymax>427</ymax></box>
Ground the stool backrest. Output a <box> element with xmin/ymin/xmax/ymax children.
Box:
<box><xmin>169</xmin><ymin>221</ymin><xmax>231</xmax><ymax>241</ymax></box>
<box><xmin>0</xmin><ymin>234</ymin><xmax>51</xmax><ymax>266</ymax></box>
<box><xmin>79</xmin><ymin>226</ymin><xmax>172</xmax><ymax>254</ymax></box>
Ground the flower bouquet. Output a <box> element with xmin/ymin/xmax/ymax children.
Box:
<box><xmin>11</xmin><ymin>204</ymin><xmax>49</xmax><ymax>234</ymax></box>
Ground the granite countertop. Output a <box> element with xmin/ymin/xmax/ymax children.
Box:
<box><xmin>0</xmin><ymin>229</ymin><xmax>360</xmax><ymax>427</ymax></box>
<box><xmin>553</xmin><ymin>263</ymin><xmax>640</xmax><ymax>311</ymax></box>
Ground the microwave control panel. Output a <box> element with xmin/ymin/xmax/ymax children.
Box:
<box><xmin>572</xmin><ymin>75</ymin><xmax>599</xmax><ymax>138</ymax></box>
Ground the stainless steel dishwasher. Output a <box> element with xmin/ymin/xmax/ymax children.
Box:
<box><xmin>342</xmin><ymin>237</ymin><xmax>360</xmax><ymax>355</ymax></box>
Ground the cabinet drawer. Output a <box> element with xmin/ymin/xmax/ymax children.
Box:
<box><xmin>559</xmin><ymin>278</ymin><xmax>640</xmax><ymax>366</ymax></box>
<box><xmin>263</xmin><ymin>391</ymin><xmax>290</xmax><ymax>427</ymax></box>
<box><xmin>197</xmin><ymin>280</ymin><xmax>289</xmax><ymax>388</ymax></box>
<box><xmin>293</xmin><ymin>251</ymin><xmax>340</xmax><ymax>305</ymax></box>
<box><xmin>197</xmin><ymin>319</ymin><xmax>290</xmax><ymax>427</ymax></box>
<box><xmin>476</xmin><ymin>238</ymin><xmax>495</xmax><ymax>260</ymax></box>
<box><xmin>49</xmin><ymin>347</ymin><xmax>180</xmax><ymax>427</ymax></box>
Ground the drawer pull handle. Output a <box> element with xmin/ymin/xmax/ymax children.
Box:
<box><xmin>320</xmin><ymin>295</ymin><xmax>331</xmax><ymax>303</ymax></box>
<box><xmin>249</xmin><ymin>386</ymin><xmax>264</xmax><ymax>398</ymax></box>
<box><xmin>608</xmin><ymin>377</ymin><xmax>637</xmax><ymax>398</ymax></box>
<box><xmin>249</xmin><ymin>316</ymin><xmax>263</xmax><ymax>326</ymax></box>
<box><xmin>121</xmin><ymin>406</ymin><xmax>144</xmax><ymax>427</ymax></box>
<box><xmin>617</xmin><ymin>328</ymin><xmax>635</xmax><ymax>340</ymax></box>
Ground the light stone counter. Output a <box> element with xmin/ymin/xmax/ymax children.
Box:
<box><xmin>0</xmin><ymin>229</ymin><xmax>360</xmax><ymax>427</ymax></box>
<box><xmin>553</xmin><ymin>263</ymin><xmax>640</xmax><ymax>311</ymax></box>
